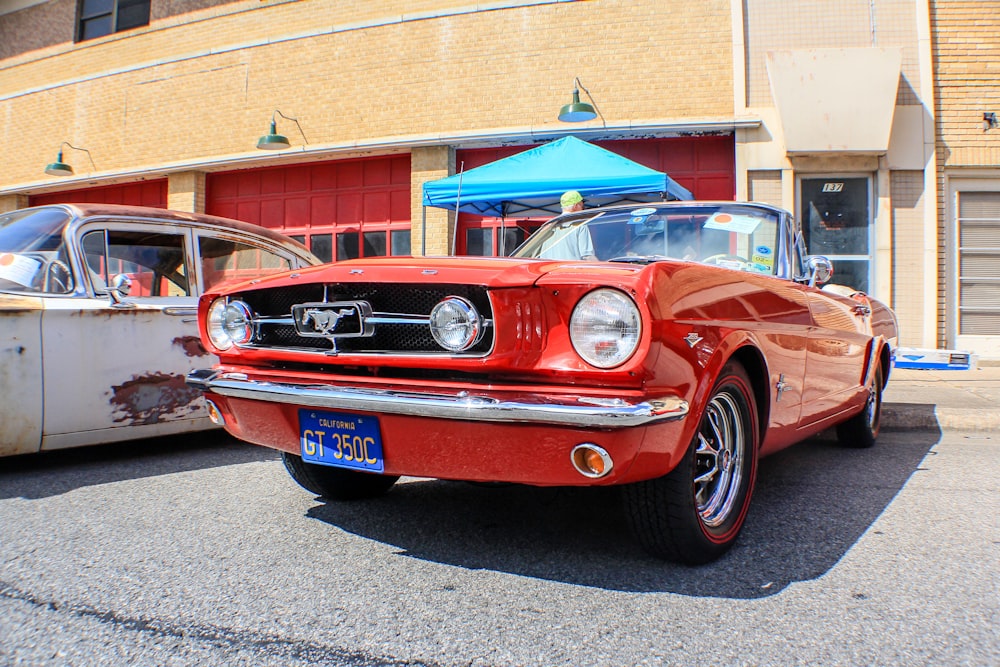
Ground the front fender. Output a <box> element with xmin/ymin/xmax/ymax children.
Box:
<box><xmin>671</xmin><ymin>329</ymin><xmax>769</xmax><ymax>462</ymax></box>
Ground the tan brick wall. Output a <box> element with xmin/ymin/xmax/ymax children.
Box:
<box><xmin>748</xmin><ymin>170</ymin><xmax>782</xmax><ymax>207</ymax></box>
<box><xmin>891</xmin><ymin>169</ymin><xmax>926</xmax><ymax>345</ymax></box>
<box><xmin>931</xmin><ymin>0</ymin><xmax>1000</xmax><ymax>346</ymax></box>
<box><xmin>167</xmin><ymin>170</ymin><xmax>207</xmax><ymax>212</ymax></box>
<box><xmin>0</xmin><ymin>194</ymin><xmax>29</xmax><ymax>213</ymax></box>
<box><xmin>0</xmin><ymin>0</ymin><xmax>734</xmax><ymax>189</ymax></box>
<box><xmin>411</xmin><ymin>145</ymin><xmax>454</xmax><ymax>256</ymax></box>
<box><xmin>743</xmin><ymin>0</ymin><xmax>921</xmax><ymax>108</ymax></box>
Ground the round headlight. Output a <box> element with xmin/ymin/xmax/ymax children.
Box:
<box><xmin>570</xmin><ymin>289</ymin><xmax>642</xmax><ymax>368</ymax></box>
<box><xmin>207</xmin><ymin>299</ymin><xmax>254</xmax><ymax>350</ymax></box>
<box><xmin>429</xmin><ymin>296</ymin><xmax>483</xmax><ymax>352</ymax></box>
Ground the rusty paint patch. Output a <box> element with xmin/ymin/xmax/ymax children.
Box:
<box><xmin>110</xmin><ymin>372</ymin><xmax>203</xmax><ymax>425</ymax></box>
<box><xmin>173</xmin><ymin>335</ymin><xmax>208</xmax><ymax>357</ymax></box>
<box><xmin>0</xmin><ymin>294</ymin><xmax>44</xmax><ymax>313</ymax></box>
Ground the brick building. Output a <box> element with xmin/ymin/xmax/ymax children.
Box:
<box><xmin>1</xmin><ymin>0</ymin><xmax>997</xmax><ymax>357</ymax></box>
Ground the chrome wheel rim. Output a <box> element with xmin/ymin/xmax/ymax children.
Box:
<box><xmin>694</xmin><ymin>390</ymin><xmax>746</xmax><ymax>528</ymax></box>
<box><xmin>865</xmin><ymin>380</ymin><xmax>880</xmax><ymax>430</ymax></box>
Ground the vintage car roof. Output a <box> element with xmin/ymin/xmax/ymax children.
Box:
<box><xmin>43</xmin><ymin>202</ymin><xmax>319</xmax><ymax>263</ymax></box>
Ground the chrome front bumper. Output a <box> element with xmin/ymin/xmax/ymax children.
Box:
<box><xmin>186</xmin><ymin>369</ymin><xmax>689</xmax><ymax>429</ymax></box>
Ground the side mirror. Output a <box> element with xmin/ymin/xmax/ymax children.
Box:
<box><xmin>107</xmin><ymin>273</ymin><xmax>133</xmax><ymax>304</ymax></box>
<box><xmin>805</xmin><ymin>256</ymin><xmax>833</xmax><ymax>287</ymax></box>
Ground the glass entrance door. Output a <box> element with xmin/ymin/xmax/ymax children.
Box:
<box><xmin>799</xmin><ymin>176</ymin><xmax>872</xmax><ymax>292</ymax></box>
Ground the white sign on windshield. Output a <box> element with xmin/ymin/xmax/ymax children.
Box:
<box><xmin>0</xmin><ymin>253</ymin><xmax>42</xmax><ymax>287</ymax></box>
<box><xmin>703</xmin><ymin>211</ymin><xmax>762</xmax><ymax>235</ymax></box>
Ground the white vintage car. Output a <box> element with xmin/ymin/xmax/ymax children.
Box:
<box><xmin>0</xmin><ymin>203</ymin><xmax>319</xmax><ymax>457</ymax></box>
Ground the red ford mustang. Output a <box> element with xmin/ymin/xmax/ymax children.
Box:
<box><xmin>187</xmin><ymin>201</ymin><xmax>897</xmax><ymax>564</ymax></box>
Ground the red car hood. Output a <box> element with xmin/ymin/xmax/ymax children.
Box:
<box><xmin>219</xmin><ymin>255</ymin><xmax>651</xmax><ymax>294</ymax></box>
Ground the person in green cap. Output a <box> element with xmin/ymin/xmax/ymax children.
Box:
<box><xmin>560</xmin><ymin>190</ymin><xmax>584</xmax><ymax>213</ymax></box>
<box><xmin>538</xmin><ymin>190</ymin><xmax>596</xmax><ymax>260</ymax></box>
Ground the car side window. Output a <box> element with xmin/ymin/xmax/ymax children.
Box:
<box><xmin>82</xmin><ymin>228</ymin><xmax>191</xmax><ymax>297</ymax></box>
<box><xmin>196</xmin><ymin>234</ymin><xmax>294</xmax><ymax>292</ymax></box>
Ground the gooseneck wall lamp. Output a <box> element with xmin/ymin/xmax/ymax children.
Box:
<box><xmin>257</xmin><ymin>110</ymin><xmax>309</xmax><ymax>150</ymax></box>
<box><xmin>557</xmin><ymin>77</ymin><xmax>605</xmax><ymax>126</ymax></box>
<box><xmin>44</xmin><ymin>142</ymin><xmax>97</xmax><ymax>177</ymax></box>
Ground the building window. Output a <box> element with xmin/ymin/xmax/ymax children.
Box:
<box><xmin>78</xmin><ymin>0</ymin><xmax>150</xmax><ymax>42</ymax></box>
<box><xmin>799</xmin><ymin>176</ymin><xmax>872</xmax><ymax>292</ymax></box>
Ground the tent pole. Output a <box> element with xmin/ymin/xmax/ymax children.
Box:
<box><xmin>450</xmin><ymin>161</ymin><xmax>464</xmax><ymax>256</ymax></box>
<box><xmin>421</xmin><ymin>205</ymin><xmax>427</xmax><ymax>256</ymax></box>
<box><xmin>499</xmin><ymin>202</ymin><xmax>508</xmax><ymax>256</ymax></box>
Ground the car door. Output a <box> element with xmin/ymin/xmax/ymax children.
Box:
<box><xmin>800</xmin><ymin>287</ymin><xmax>873</xmax><ymax>425</ymax></box>
<box><xmin>39</xmin><ymin>221</ymin><xmax>207</xmax><ymax>450</ymax></box>
<box><xmin>0</xmin><ymin>296</ymin><xmax>44</xmax><ymax>456</ymax></box>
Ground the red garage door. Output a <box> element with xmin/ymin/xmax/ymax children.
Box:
<box><xmin>29</xmin><ymin>180</ymin><xmax>167</xmax><ymax>207</ymax></box>
<box><xmin>206</xmin><ymin>156</ymin><xmax>411</xmax><ymax>263</ymax></box>
<box><xmin>456</xmin><ymin>136</ymin><xmax>735</xmax><ymax>256</ymax></box>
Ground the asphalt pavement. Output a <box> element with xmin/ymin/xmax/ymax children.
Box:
<box><xmin>883</xmin><ymin>361</ymin><xmax>1000</xmax><ymax>432</ymax></box>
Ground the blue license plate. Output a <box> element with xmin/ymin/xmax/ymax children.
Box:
<box><xmin>298</xmin><ymin>409</ymin><xmax>384</xmax><ymax>473</ymax></box>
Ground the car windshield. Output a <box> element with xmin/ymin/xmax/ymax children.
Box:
<box><xmin>0</xmin><ymin>207</ymin><xmax>73</xmax><ymax>294</ymax></box>
<box><xmin>512</xmin><ymin>203</ymin><xmax>781</xmax><ymax>275</ymax></box>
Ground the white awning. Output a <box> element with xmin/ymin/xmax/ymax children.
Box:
<box><xmin>767</xmin><ymin>48</ymin><xmax>902</xmax><ymax>155</ymax></box>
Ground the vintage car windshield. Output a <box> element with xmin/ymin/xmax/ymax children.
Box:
<box><xmin>0</xmin><ymin>207</ymin><xmax>73</xmax><ymax>294</ymax></box>
<box><xmin>513</xmin><ymin>203</ymin><xmax>781</xmax><ymax>275</ymax></box>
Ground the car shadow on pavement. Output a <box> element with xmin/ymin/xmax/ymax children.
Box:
<box><xmin>306</xmin><ymin>427</ymin><xmax>941</xmax><ymax>600</ymax></box>
<box><xmin>0</xmin><ymin>431</ymin><xmax>277</xmax><ymax>500</ymax></box>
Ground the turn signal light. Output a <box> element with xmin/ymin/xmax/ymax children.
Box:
<box><xmin>571</xmin><ymin>443</ymin><xmax>613</xmax><ymax>478</ymax></box>
<box><xmin>205</xmin><ymin>399</ymin><xmax>225</xmax><ymax>426</ymax></box>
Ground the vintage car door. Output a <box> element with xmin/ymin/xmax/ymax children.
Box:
<box><xmin>800</xmin><ymin>287</ymin><xmax>873</xmax><ymax>424</ymax></box>
<box><xmin>38</xmin><ymin>222</ymin><xmax>209</xmax><ymax>450</ymax></box>
<box><xmin>0</xmin><ymin>296</ymin><xmax>44</xmax><ymax>456</ymax></box>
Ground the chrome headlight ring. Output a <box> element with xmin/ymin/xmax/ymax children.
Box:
<box><xmin>207</xmin><ymin>298</ymin><xmax>254</xmax><ymax>350</ymax></box>
<box><xmin>429</xmin><ymin>296</ymin><xmax>484</xmax><ymax>352</ymax></box>
<box><xmin>569</xmin><ymin>288</ymin><xmax>642</xmax><ymax>368</ymax></box>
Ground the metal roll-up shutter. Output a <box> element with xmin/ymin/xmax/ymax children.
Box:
<box><xmin>958</xmin><ymin>191</ymin><xmax>1000</xmax><ymax>335</ymax></box>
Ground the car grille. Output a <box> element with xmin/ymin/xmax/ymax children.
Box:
<box><xmin>238</xmin><ymin>282</ymin><xmax>494</xmax><ymax>355</ymax></box>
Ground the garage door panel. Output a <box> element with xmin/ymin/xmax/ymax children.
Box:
<box><xmin>30</xmin><ymin>180</ymin><xmax>167</xmax><ymax>208</ymax></box>
<box><xmin>285</xmin><ymin>167</ymin><xmax>311</xmax><ymax>192</ymax></box>
<box><xmin>314</xmin><ymin>164</ymin><xmax>337</xmax><ymax>189</ymax></box>
<box><xmin>256</xmin><ymin>199</ymin><xmax>282</xmax><ymax>228</ymax></box>
<box><xmin>206</xmin><ymin>156</ymin><xmax>409</xmax><ymax>259</ymax></box>
<box><xmin>238</xmin><ymin>172</ymin><xmax>261</xmax><ymax>197</ymax></box>
<box><xmin>364</xmin><ymin>191</ymin><xmax>390</xmax><ymax>221</ymax></box>
<box><xmin>311</xmin><ymin>195</ymin><xmax>336</xmax><ymax>223</ymax></box>
<box><xmin>391</xmin><ymin>156</ymin><xmax>410</xmax><ymax>184</ymax></box>
<box><xmin>337</xmin><ymin>193</ymin><xmax>362</xmax><ymax>224</ymax></box>
<box><xmin>364</xmin><ymin>159</ymin><xmax>391</xmax><ymax>186</ymax></box>
<box><xmin>338</xmin><ymin>163</ymin><xmax>363</xmax><ymax>187</ymax></box>
<box><xmin>390</xmin><ymin>190</ymin><xmax>409</xmax><ymax>222</ymax></box>
<box><xmin>237</xmin><ymin>201</ymin><xmax>261</xmax><ymax>225</ymax></box>
<box><xmin>284</xmin><ymin>197</ymin><xmax>310</xmax><ymax>227</ymax></box>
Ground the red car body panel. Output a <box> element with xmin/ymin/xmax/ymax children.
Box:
<box><xmin>192</xmin><ymin>246</ymin><xmax>895</xmax><ymax>486</ymax></box>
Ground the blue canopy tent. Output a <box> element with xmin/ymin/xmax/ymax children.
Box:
<box><xmin>421</xmin><ymin>136</ymin><xmax>693</xmax><ymax>219</ymax></box>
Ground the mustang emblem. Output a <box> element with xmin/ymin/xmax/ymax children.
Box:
<box><xmin>302</xmin><ymin>307</ymin><xmax>356</xmax><ymax>335</ymax></box>
<box><xmin>683</xmin><ymin>332</ymin><xmax>703</xmax><ymax>348</ymax></box>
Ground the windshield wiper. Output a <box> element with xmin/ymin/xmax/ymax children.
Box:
<box><xmin>606</xmin><ymin>255</ymin><xmax>672</xmax><ymax>265</ymax></box>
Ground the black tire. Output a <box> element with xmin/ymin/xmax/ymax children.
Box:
<box><xmin>281</xmin><ymin>452</ymin><xmax>399</xmax><ymax>500</ymax></box>
<box><xmin>836</xmin><ymin>362</ymin><xmax>884</xmax><ymax>449</ymax></box>
<box><xmin>623</xmin><ymin>361</ymin><xmax>759</xmax><ymax>565</ymax></box>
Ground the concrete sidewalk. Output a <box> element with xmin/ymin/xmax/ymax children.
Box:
<box><xmin>883</xmin><ymin>363</ymin><xmax>1000</xmax><ymax>432</ymax></box>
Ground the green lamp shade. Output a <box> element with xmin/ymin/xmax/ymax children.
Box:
<box><xmin>558</xmin><ymin>90</ymin><xmax>597</xmax><ymax>123</ymax></box>
<box><xmin>257</xmin><ymin>120</ymin><xmax>290</xmax><ymax>150</ymax></box>
<box><xmin>44</xmin><ymin>151</ymin><xmax>73</xmax><ymax>176</ymax></box>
